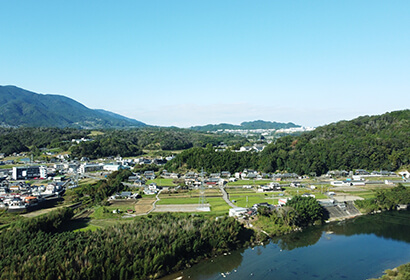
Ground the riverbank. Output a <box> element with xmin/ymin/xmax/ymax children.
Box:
<box><xmin>160</xmin><ymin>210</ymin><xmax>410</xmax><ymax>280</ymax></box>
<box><xmin>369</xmin><ymin>262</ymin><xmax>410</xmax><ymax>280</ymax></box>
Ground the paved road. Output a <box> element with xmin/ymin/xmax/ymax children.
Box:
<box><xmin>219</xmin><ymin>186</ymin><xmax>236</xmax><ymax>208</ymax></box>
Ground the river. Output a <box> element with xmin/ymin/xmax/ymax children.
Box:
<box><xmin>161</xmin><ymin>210</ymin><xmax>410</xmax><ymax>280</ymax></box>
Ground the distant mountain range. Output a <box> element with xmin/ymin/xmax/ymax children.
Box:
<box><xmin>0</xmin><ymin>85</ymin><xmax>301</xmax><ymax>130</ymax></box>
<box><xmin>0</xmin><ymin>86</ymin><xmax>146</xmax><ymax>128</ymax></box>
<box><xmin>189</xmin><ymin>120</ymin><xmax>301</xmax><ymax>132</ymax></box>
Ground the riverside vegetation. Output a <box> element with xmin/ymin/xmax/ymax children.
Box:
<box><xmin>355</xmin><ymin>184</ymin><xmax>410</xmax><ymax>213</ymax></box>
<box><xmin>253</xmin><ymin>196</ymin><xmax>325</xmax><ymax>237</ymax></box>
<box><xmin>0</xmin><ymin>209</ymin><xmax>254</xmax><ymax>280</ymax></box>
<box><xmin>370</xmin><ymin>263</ymin><xmax>410</xmax><ymax>280</ymax></box>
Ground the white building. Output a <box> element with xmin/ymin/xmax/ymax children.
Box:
<box><xmin>39</xmin><ymin>166</ymin><xmax>47</xmax><ymax>179</ymax></box>
<box><xmin>103</xmin><ymin>164</ymin><xmax>122</xmax><ymax>172</ymax></box>
<box><xmin>79</xmin><ymin>163</ymin><xmax>103</xmax><ymax>174</ymax></box>
<box><xmin>12</xmin><ymin>166</ymin><xmax>40</xmax><ymax>180</ymax></box>
<box><xmin>229</xmin><ymin>207</ymin><xmax>248</xmax><ymax>217</ymax></box>
<box><xmin>278</xmin><ymin>198</ymin><xmax>289</xmax><ymax>206</ymax></box>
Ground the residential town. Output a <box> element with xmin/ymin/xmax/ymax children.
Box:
<box><xmin>0</xmin><ymin>144</ymin><xmax>408</xmax><ymax>219</ymax></box>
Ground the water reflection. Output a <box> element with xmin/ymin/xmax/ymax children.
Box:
<box><xmin>329</xmin><ymin>211</ymin><xmax>410</xmax><ymax>243</ymax></box>
<box><xmin>274</xmin><ymin>210</ymin><xmax>410</xmax><ymax>251</ymax></box>
<box><xmin>273</xmin><ymin>227</ymin><xmax>322</xmax><ymax>251</ymax></box>
<box><xmin>161</xmin><ymin>210</ymin><xmax>410</xmax><ymax>280</ymax></box>
<box><xmin>161</xmin><ymin>247</ymin><xmax>245</xmax><ymax>280</ymax></box>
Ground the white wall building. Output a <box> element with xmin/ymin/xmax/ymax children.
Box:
<box><xmin>79</xmin><ymin>163</ymin><xmax>103</xmax><ymax>174</ymax></box>
<box><xmin>229</xmin><ymin>207</ymin><xmax>248</xmax><ymax>217</ymax></box>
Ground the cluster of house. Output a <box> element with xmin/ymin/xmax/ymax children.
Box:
<box><xmin>326</xmin><ymin>169</ymin><xmax>398</xmax><ymax>178</ymax></box>
<box><xmin>109</xmin><ymin>191</ymin><xmax>140</xmax><ymax>200</ymax></box>
<box><xmin>124</xmin><ymin>169</ymin><xmax>303</xmax><ymax>190</ymax></box>
<box><xmin>0</xmin><ymin>180</ymin><xmax>65</xmax><ymax>212</ymax></box>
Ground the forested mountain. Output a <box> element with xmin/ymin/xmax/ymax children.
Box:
<box><xmin>0</xmin><ymin>127</ymin><xmax>247</xmax><ymax>158</ymax></box>
<box><xmin>166</xmin><ymin>110</ymin><xmax>410</xmax><ymax>175</ymax></box>
<box><xmin>190</xmin><ymin>120</ymin><xmax>300</xmax><ymax>131</ymax></box>
<box><xmin>0</xmin><ymin>86</ymin><xmax>146</xmax><ymax>128</ymax></box>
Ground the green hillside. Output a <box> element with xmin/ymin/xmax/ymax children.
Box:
<box><xmin>0</xmin><ymin>86</ymin><xmax>146</xmax><ymax>128</ymax></box>
<box><xmin>166</xmin><ymin>110</ymin><xmax>410</xmax><ymax>175</ymax></box>
<box><xmin>190</xmin><ymin>120</ymin><xmax>300</xmax><ymax>131</ymax></box>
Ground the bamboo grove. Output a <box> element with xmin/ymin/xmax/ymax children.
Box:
<box><xmin>0</xmin><ymin>209</ymin><xmax>254</xmax><ymax>280</ymax></box>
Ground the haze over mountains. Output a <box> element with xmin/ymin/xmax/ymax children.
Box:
<box><xmin>0</xmin><ymin>86</ymin><xmax>302</xmax><ymax>130</ymax></box>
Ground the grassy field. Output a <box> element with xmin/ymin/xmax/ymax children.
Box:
<box><xmin>225</xmin><ymin>188</ymin><xmax>282</xmax><ymax>207</ymax></box>
<box><xmin>155</xmin><ymin>188</ymin><xmax>230</xmax><ymax>215</ymax></box>
<box><xmin>79</xmin><ymin>178</ymin><xmax>99</xmax><ymax>186</ymax></box>
<box><xmin>207</xmin><ymin>197</ymin><xmax>230</xmax><ymax>215</ymax></box>
<box><xmin>89</xmin><ymin>218</ymin><xmax>135</xmax><ymax>229</ymax></box>
<box><xmin>157</xmin><ymin>188</ymin><xmax>222</xmax><ymax>205</ymax></box>
<box><xmin>88</xmin><ymin>130</ymin><xmax>105</xmax><ymax>136</ymax></box>
<box><xmin>92</xmin><ymin>200</ymin><xmax>138</xmax><ymax>218</ymax></box>
<box><xmin>146</xmin><ymin>178</ymin><xmax>177</xmax><ymax>187</ymax></box>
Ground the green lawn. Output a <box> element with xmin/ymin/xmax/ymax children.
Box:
<box><xmin>92</xmin><ymin>203</ymin><xmax>136</xmax><ymax>219</ymax></box>
<box><xmin>146</xmin><ymin>178</ymin><xmax>176</xmax><ymax>187</ymax></box>
<box><xmin>207</xmin><ymin>197</ymin><xmax>230</xmax><ymax>215</ymax></box>
<box><xmin>229</xmin><ymin>192</ymin><xmax>280</xmax><ymax>208</ymax></box>
<box><xmin>156</xmin><ymin>190</ymin><xmax>229</xmax><ymax>215</ymax></box>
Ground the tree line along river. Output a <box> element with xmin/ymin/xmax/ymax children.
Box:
<box><xmin>161</xmin><ymin>210</ymin><xmax>410</xmax><ymax>280</ymax></box>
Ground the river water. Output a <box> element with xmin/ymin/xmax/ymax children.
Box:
<box><xmin>162</xmin><ymin>210</ymin><xmax>410</xmax><ymax>280</ymax></box>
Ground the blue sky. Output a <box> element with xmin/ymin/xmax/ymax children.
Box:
<box><xmin>1</xmin><ymin>1</ymin><xmax>409</xmax><ymax>127</ymax></box>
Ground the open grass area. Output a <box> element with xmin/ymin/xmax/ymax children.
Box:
<box><xmin>89</xmin><ymin>218</ymin><xmax>135</xmax><ymax>228</ymax></box>
<box><xmin>156</xmin><ymin>188</ymin><xmax>230</xmax><ymax>215</ymax></box>
<box><xmin>207</xmin><ymin>197</ymin><xmax>230</xmax><ymax>215</ymax></box>
<box><xmin>228</xmin><ymin>192</ymin><xmax>280</xmax><ymax>208</ymax></box>
<box><xmin>157</xmin><ymin>197</ymin><xmax>200</xmax><ymax>205</ymax></box>
<box><xmin>79</xmin><ymin>178</ymin><xmax>99</xmax><ymax>186</ymax></box>
<box><xmin>92</xmin><ymin>201</ymin><xmax>137</xmax><ymax>219</ymax></box>
<box><xmin>74</xmin><ymin>223</ymin><xmax>101</xmax><ymax>232</ymax></box>
<box><xmin>58</xmin><ymin>218</ymin><xmax>102</xmax><ymax>232</ymax></box>
<box><xmin>158</xmin><ymin>188</ymin><xmax>222</xmax><ymax>204</ymax></box>
<box><xmin>88</xmin><ymin>130</ymin><xmax>105</xmax><ymax>136</ymax></box>
<box><xmin>146</xmin><ymin>178</ymin><xmax>176</xmax><ymax>187</ymax></box>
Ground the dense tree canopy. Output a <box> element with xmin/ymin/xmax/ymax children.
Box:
<box><xmin>355</xmin><ymin>184</ymin><xmax>410</xmax><ymax>213</ymax></box>
<box><xmin>68</xmin><ymin>169</ymin><xmax>133</xmax><ymax>206</ymax></box>
<box><xmin>0</xmin><ymin>210</ymin><xmax>253</xmax><ymax>280</ymax></box>
<box><xmin>166</xmin><ymin>110</ymin><xmax>410</xmax><ymax>175</ymax></box>
<box><xmin>0</xmin><ymin>127</ymin><xmax>246</xmax><ymax>158</ymax></box>
<box><xmin>286</xmin><ymin>196</ymin><xmax>324</xmax><ymax>226</ymax></box>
